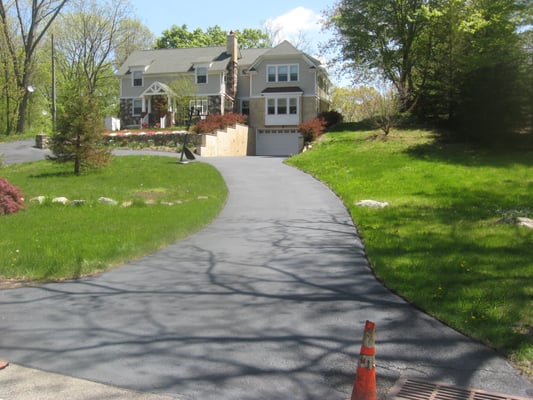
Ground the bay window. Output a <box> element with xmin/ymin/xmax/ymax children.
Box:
<box><xmin>265</xmin><ymin>96</ymin><xmax>300</xmax><ymax>125</ymax></box>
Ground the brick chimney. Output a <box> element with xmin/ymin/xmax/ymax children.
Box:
<box><xmin>227</xmin><ymin>31</ymin><xmax>238</xmax><ymax>63</ymax></box>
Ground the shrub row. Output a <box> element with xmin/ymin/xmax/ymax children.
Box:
<box><xmin>191</xmin><ymin>113</ymin><xmax>247</xmax><ymax>134</ymax></box>
<box><xmin>103</xmin><ymin>132</ymin><xmax>193</xmax><ymax>148</ymax></box>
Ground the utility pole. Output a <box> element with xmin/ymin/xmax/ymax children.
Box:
<box><xmin>51</xmin><ymin>34</ymin><xmax>57</xmax><ymax>132</ymax></box>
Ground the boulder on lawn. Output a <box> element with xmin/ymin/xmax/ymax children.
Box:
<box><xmin>52</xmin><ymin>197</ymin><xmax>69</xmax><ymax>205</ymax></box>
<box><xmin>98</xmin><ymin>197</ymin><xmax>118</xmax><ymax>206</ymax></box>
<box><xmin>355</xmin><ymin>199</ymin><xmax>389</xmax><ymax>208</ymax></box>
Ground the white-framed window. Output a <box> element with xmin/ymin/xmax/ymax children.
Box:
<box><xmin>189</xmin><ymin>99</ymin><xmax>208</xmax><ymax>115</ymax></box>
<box><xmin>196</xmin><ymin>66</ymin><xmax>208</xmax><ymax>84</ymax></box>
<box><xmin>132</xmin><ymin>70</ymin><xmax>143</xmax><ymax>87</ymax></box>
<box><xmin>132</xmin><ymin>99</ymin><xmax>143</xmax><ymax>116</ymax></box>
<box><xmin>265</xmin><ymin>95</ymin><xmax>300</xmax><ymax>125</ymax></box>
<box><xmin>266</xmin><ymin>97</ymin><xmax>299</xmax><ymax>115</ymax></box>
<box><xmin>267</xmin><ymin>64</ymin><xmax>299</xmax><ymax>82</ymax></box>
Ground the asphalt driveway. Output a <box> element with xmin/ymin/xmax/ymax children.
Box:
<box><xmin>0</xmin><ymin>141</ymin><xmax>532</xmax><ymax>399</ymax></box>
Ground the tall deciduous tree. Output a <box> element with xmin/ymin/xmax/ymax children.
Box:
<box><xmin>155</xmin><ymin>24</ymin><xmax>270</xmax><ymax>49</ymax></box>
<box><xmin>113</xmin><ymin>18</ymin><xmax>155</xmax><ymax>69</ymax></box>
<box><xmin>325</xmin><ymin>0</ymin><xmax>431</xmax><ymax>110</ymax></box>
<box><xmin>54</xmin><ymin>0</ymin><xmax>127</xmax><ymax>95</ymax></box>
<box><xmin>53</xmin><ymin>0</ymin><xmax>152</xmax><ymax>116</ymax></box>
<box><xmin>0</xmin><ymin>0</ymin><xmax>69</xmax><ymax>134</ymax></box>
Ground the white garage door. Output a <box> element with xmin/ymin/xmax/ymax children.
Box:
<box><xmin>256</xmin><ymin>129</ymin><xmax>303</xmax><ymax>156</ymax></box>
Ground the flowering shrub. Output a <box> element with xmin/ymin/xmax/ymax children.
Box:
<box><xmin>0</xmin><ymin>178</ymin><xmax>25</xmax><ymax>215</ymax></box>
<box><xmin>192</xmin><ymin>113</ymin><xmax>247</xmax><ymax>134</ymax></box>
<box><xmin>298</xmin><ymin>118</ymin><xmax>327</xmax><ymax>144</ymax></box>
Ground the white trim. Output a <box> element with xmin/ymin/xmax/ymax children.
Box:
<box><xmin>141</xmin><ymin>81</ymin><xmax>174</xmax><ymax>97</ymax></box>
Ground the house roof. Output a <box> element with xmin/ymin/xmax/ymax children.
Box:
<box><xmin>116</xmin><ymin>41</ymin><xmax>327</xmax><ymax>79</ymax></box>
<box><xmin>116</xmin><ymin>46</ymin><xmax>232</xmax><ymax>76</ymax></box>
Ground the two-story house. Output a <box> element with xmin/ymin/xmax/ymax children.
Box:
<box><xmin>116</xmin><ymin>33</ymin><xmax>331</xmax><ymax>156</ymax></box>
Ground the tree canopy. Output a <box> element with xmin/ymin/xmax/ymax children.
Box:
<box><xmin>325</xmin><ymin>0</ymin><xmax>533</xmax><ymax>141</ymax></box>
<box><xmin>155</xmin><ymin>24</ymin><xmax>271</xmax><ymax>49</ymax></box>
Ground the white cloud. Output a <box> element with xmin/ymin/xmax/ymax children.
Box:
<box><xmin>263</xmin><ymin>7</ymin><xmax>322</xmax><ymax>46</ymax></box>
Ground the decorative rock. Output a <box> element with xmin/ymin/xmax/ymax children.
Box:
<box><xmin>498</xmin><ymin>216</ymin><xmax>533</xmax><ymax>230</ymax></box>
<box><xmin>517</xmin><ymin>217</ymin><xmax>533</xmax><ymax>229</ymax></box>
<box><xmin>52</xmin><ymin>197</ymin><xmax>69</xmax><ymax>205</ymax></box>
<box><xmin>121</xmin><ymin>201</ymin><xmax>133</xmax><ymax>207</ymax></box>
<box><xmin>30</xmin><ymin>196</ymin><xmax>46</xmax><ymax>204</ymax></box>
<box><xmin>355</xmin><ymin>199</ymin><xmax>389</xmax><ymax>208</ymax></box>
<box><xmin>197</xmin><ymin>196</ymin><xmax>209</xmax><ymax>200</ymax></box>
<box><xmin>69</xmin><ymin>200</ymin><xmax>85</xmax><ymax>207</ymax></box>
<box><xmin>98</xmin><ymin>197</ymin><xmax>118</xmax><ymax>206</ymax></box>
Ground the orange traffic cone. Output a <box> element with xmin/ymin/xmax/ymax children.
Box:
<box><xmin>346</xmin><ymin>320</ymin><xmax>376</xmax><ymax>400</ymax></box>
<box><xmin>0</xmin><ymin>359</ymin><xmax>8</xmax><ymax>370</ymax></box>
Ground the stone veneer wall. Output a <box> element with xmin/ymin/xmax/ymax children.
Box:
<box><xmin>120</xmin><ymin>98</ymin><xmax>139</xmax><ymax>127</ymax></box>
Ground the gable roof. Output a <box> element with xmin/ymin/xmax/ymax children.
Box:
<box><xmin>245</xmin><ymin>40</ymin><xmax>326</xmax><ymax>74</ymax></box>
<box><xmin>116</xmin><ymin>46</ymin><xmax>231</xmax><ymax>76</ymax></box>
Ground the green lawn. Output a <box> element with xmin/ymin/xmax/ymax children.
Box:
<box><xmin>0</xmin><ymin>155</ymin><xmax>227</xmax><ymax>281</ymax></box>
<box><xmin>287</xmin><ymin>128</ymin><xmax>533</xmax><ymax>377</ymax></box>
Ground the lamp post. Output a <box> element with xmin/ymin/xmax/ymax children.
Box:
<box><xmin>27</xmin><ymin>85</ymin><xmax>35</xmax><ymax>130</ymax></box>
<box><xmin>178</xmin><ymin>106</ymin><xmax>198</xmax><ymax>164</ymax></box>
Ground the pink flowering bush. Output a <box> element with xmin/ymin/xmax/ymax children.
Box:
<box><xmin>0</xmin><ymin>178</ymin><xmax>25</xmax><ymax>215</ymax></box>
<box><xmin>298</xmin><ymin>118</ymin><xmax>327</xmax><ymax>144</ymax></box>
<box><xmin>191</xmin><ymin>113</ymin><xmax>247</xmax><ymax>134</ymax></box>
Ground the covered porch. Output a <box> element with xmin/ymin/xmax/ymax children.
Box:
<box><xmin>138</xmin><ymin>81</ymin><xmax>176</xmax><ymax>128</ymax></box>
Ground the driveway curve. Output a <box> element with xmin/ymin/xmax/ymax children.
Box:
<box><xmin>1</xmin><ymin>141</ymin><xmax>532</xmax><ymax>399</ymax></box>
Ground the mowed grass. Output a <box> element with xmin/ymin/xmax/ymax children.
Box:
<box><xmin>286</xmin><ymin>128</ymin><xmax>533</xmax><ymax>376</ymax></box>
<box><xmin>0</xmin><ymin>155</ymin><xmax>227</xmax><ymax>281</ymax></box>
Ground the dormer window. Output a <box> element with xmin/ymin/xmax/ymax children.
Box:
<box><xmin>267</xmin><ymin>64</ymin><xmax>299</xmax><ymax>82</ymax></box>
<box><xmin>196</xmin><ymin>66</ymin><xmax>208</xmax><ymax>84</ymax></box>
<box><xmin>132</xmin><ymin>70</ymin><xmax>143</xmax><ymax>87</ymax></box>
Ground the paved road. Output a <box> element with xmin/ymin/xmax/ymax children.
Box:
<box><xmin>1</xmin><ymin>141</ymin><xmax>532</xmax><ymax>399</ymax></box>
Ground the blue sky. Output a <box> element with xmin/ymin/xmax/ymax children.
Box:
<box><xmin>129</xmin><ymin>0</ymin><xmax>337</xmax><ymax>54</ymax></box>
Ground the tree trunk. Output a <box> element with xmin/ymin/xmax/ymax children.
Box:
<box><xmin>15</xmin><ymin>89</ymin><xmax>29</xmax><ymax>134</ymax></box>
